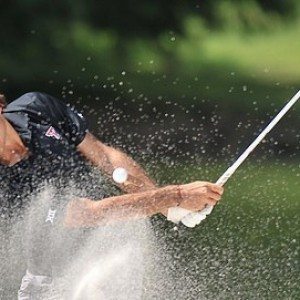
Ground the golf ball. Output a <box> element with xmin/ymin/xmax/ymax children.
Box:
<box><xmin>112</xmin><ymin>167</ymin><xmax>128</xmax><ymax>184</ymax></box>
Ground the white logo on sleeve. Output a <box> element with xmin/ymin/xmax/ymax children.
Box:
<box><xmin>45</xmin><ymin>126</ymin><xmax>61</xmax><ymax>140</ymax></box>
<box><xmin>45</xmin><ymin>209</ymin><xmax>57</xmax><ymax>224</ymax></box>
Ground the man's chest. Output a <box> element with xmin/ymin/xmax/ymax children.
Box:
<box><xmin>29</xmin><ymin>123</ymin><xmax>74</xmax><ymax>158</ymax></box>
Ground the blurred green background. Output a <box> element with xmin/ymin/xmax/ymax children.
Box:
<box><xmin>0</xmin><ymin>0</ymin><xmax>299</xmax><ymax>299</ymax></box>
<box><xmin>0</xmin><ymin>0</ymin><xmax>299</xmax><ymax>157</ymax></box>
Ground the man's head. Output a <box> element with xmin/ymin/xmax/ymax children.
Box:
<box><xmin>0</xmin><ymin>93</ymin><xmax>7</xmax><ymax>143</ymax></box>
<box><xmin>0</xmin><ymin>94</ymin><xmax>7</xmax><ymax>152</ymax></box>
<box><xmin>0</xmin><ymin>94</ymin><xmax>28</xmax><ymax>166</ymax></box>
<box><xmin>0</xmin><ymin>94</ymin><xmax>6</xmax><ymax>112</ymax></box>
<box><xmin>0</xmin><ymin>94</ymin><xmax>8</xmax><ymax>164</ymax></box>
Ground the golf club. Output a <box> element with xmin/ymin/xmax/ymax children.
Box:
<box><xmin>168</xmin><ymin>90</ymin><xmax>300</xmax><ymax>228</ymax></box>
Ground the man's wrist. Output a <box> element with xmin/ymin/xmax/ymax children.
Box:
<box><xmin>151</xmin><ymin>185</ymin><xmax>179</xmax><ymax>209</ymax></box>
<box><xmin>176</xmin><ymin>185</ymin><xmax>183</xmax><ymax>205</ymax></box>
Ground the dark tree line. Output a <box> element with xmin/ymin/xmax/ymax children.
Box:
<box><xmin>0</xmin><ymin>0</ymin><xmax>299</xmax><ymax>157</ymax></box>
<box><xmin>0</xmin><ymin>0</ymin><xmax>298</xmax><ymax>40</ymax></box>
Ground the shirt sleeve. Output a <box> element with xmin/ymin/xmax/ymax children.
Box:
<box><xmin>27</xmin><ymin>92</ymin><xmax>88</xmax><ymax>146</ymax></box>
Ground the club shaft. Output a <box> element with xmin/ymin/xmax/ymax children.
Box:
<box><xmin>216</xmin><ymin>90</ymin><xmax>300</xmax><ymax>186</ymax></box>
<box><xmin>181</xmin><ymin>90</ymin><xmax>300</xmax><ymax>227</ymax></box>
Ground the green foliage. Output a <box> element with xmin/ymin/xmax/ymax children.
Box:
<box><xmin>214</xmin><ymin>0</ymin><xmax>282</xmax><ymax>32</ymax></box>
<box><xmin>0</xmin><ymin>0</ymin><xmax>299</xmax><ymax>154</ymax></box>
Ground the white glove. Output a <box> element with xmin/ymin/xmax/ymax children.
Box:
<box><xmin>167</xmin><ymin>207</ymin><xmax>191</xmax><ymax>224</ymax></box>
<box><xmin>167</xmin><ymin>205</ymin><xmax>213</xmax><ymax>228</ymax></box>
<box><xmin>181</xmin><ymin>205</ymin><xmax>213</xmax><ymax>227</ymax></box>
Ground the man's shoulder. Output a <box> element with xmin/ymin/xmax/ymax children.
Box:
<box><xmin>7</xmin><ymin>92</ymin><xmax>54</xmax><ymax>109</ymax></box>
<box><xmin>3</xmin><ymin>92</ymin><xmax>60</xmax><ymax>142</ymax></box>
<box><xmin>5</xmin><ymin>92</ymin><xmax>68</xmax><ymax>120</ymax></box>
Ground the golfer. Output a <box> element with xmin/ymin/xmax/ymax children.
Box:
<box><xmin>0</xmin><ymin>92</ymin><xmax>223</xmax><ymax>299</ymax></box>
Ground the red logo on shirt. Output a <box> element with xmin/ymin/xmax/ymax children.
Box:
<box><xmin>45</xmin><ymin>126</ymin><xmax>61</xmax><ymax>140</ymax></box>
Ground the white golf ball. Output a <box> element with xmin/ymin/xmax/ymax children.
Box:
<box><xmin>112</xmin><ymin>167</ymin><xmax>128</xmax><ymax>184</ymax></box>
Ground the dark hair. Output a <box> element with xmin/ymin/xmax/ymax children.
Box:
<box><xmin>0</xmin><ymin>94</ymin><xmax>6</xmax><ymax>108</ymax></box>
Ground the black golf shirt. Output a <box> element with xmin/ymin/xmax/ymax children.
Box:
<box><xmin>0</xmin><ymin>92</ymin><xmax>113</xmax><ymax>218</ymax></box>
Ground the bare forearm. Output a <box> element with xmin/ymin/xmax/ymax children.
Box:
<box><xmin>78</xmin><ymin>133</ymin><xmax>156</xmax><ymax>193</ymax></box>
<box><xmin>64</xmin><ymin>185</ymin><xmax>179</xmax><ymax>228</ymax></box>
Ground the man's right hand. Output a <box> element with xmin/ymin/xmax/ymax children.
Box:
<box><xmin>176</xmin><ymin>181</ymin><xmax>224</xmax><ymax>211</ymax></box>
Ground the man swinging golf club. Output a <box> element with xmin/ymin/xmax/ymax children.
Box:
<box><xmin>0</xmin><ymin>92</ymin><xmax>223</xmax><ymax>299</ymax></box>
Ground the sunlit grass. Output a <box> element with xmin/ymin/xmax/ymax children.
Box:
<box><xmin>153</xmin><ymin>162</ymin><xmax>300</xmax><ymax>298</ymax></box>
<box><xmin>204</xmin><ymin>24</ymin><xmax>300</xmax><ymax>83</ymax></box>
